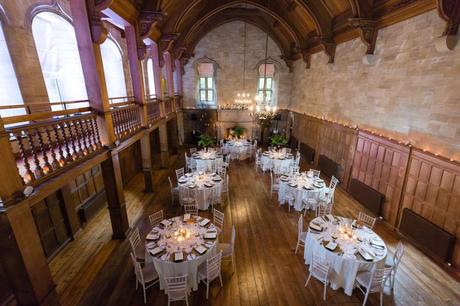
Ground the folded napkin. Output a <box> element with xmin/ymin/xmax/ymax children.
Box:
<box><xmin>187</xmin><ymin>254</ymin><xmax>197</xmax><ymax>261</ymax></box>
<box><xmin>205</xmin><ymin>241</ymin><xmax>214</xmax><ymax>248</ymax></box>
<box><xmin>325</xmin><ymin>214</ymin><xmax>334</xmax><ymax>222</ymax></box>
<box><xmin>370</xmin><ymin>239</ymin><xmax>385</xmax><ymax>249</ymax></box>
<box><xmin>160</xmin><ymin>220</ymin><xmax>172</xmax><ymax>227</ymax></box>
<box><xmin>199</xmin><ymin>219</ymin><xmax>210</xmax><ymax>227</ymax></box>
<box><xmin>185</xmin><ymin>173</ymin><xmax>193</xmax><ymax>177</ymax></box>
<box><xmin>325</xmin><ymin>241</ymin><xmax>337</xmax><ymax>251</ymax></box>
<box><xmin>146</xmin><ymin>241</ymin><xmax>156</xmax><ymax>249</ymax></box>
<box><xmin>183</xmin><ymin>214</ymin><xmax>191</xmax><ymax>221</ymax></box>
<box><xmin>194</xmin><ymin>245</ymin><xmax>207</xmax><ymax>255</ymax></box>
<box><xmin>150</xmin><ymin>246</ymin><xmax>164</xmax><ymax>256</ymax></box>
<box><xmin>204</xmin><ymin>232</ymin><xmax>217</xmax><ymax>239</ymax></box>
<box><xmin>160</xmin><ymin>253</ymin><xmax>169</xmax><ymax>261</ymax></box>
<box><xmin>188</xmin><ymin>184</ymin><xmax>197</xmax><ymax>189</ymax></box>
<box><xmin>174</xmin><ymin>252</ymin><xmax>184</xmax><ymax>262</ymax></box>
<box><xmin>309</xmin><ymin>223</ymin><xmax>323</xmax><ymax>232</ymax></box>
<box><xmin>358</xmin><ymin>248</ymin><xmax>374</xmax><ymax>261</ymax></box>
<box><xmin>146</xmin><ymin>233</ymin><xmax>159</xmax><ymax>240</ymax></box>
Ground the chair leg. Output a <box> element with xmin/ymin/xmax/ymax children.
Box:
<box><xmin>220</xmin><ymin>273</ymin><xmax>223</xmax><ymax>287</ymax></box>
<box><xmin>380</xmin><ymin>291</ymin><xmax>384</xmax><ymax>306</ymax></box>
<box><xmin>323</xmin><ymin>281</ymin><xmax>327</xmax><ymax>301</ymax></box>
<box><xmin>206</xmin><ymin>281</ymin><xmax>210</xmax><ymax>299</ymax></box>
<box><xmin>232</xmin><ymin>254</ymin><xmax>236</xmax><ymax>273</ymax></box>
<box><xmin>390</xmin><ymin>271</ymin><xmax>396</xmax><ymax>290</ymax></box>
<box><xmin>362</xmin><ymin>290</ymin><xmax>369</xmax><ymax>306</ymax></box>
<box><xmin>295</xmin><ymin>241</ymin><xmax>299</xmax><ymax>254</ymax></box>
<box><xmin>304</xmin><ymin>274</ymin><xmax>311</xmax><ymax>287</ymax></box>
<box><xmin>143</xmin><ymin>284</ymin><xmax>147</xmax><ymax>304</ymax></box>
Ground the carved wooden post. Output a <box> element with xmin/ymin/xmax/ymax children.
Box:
<box><xmin>101</xmin><ymin>151</ymin><xmax>130</xmax><ymax>239</ymax></box>
<box><xmin>159</xmin><ymin>122</ymin><xmax>169</xmax><ymax>168</ymax></box>
<box><xmin>174</xmin><ymin>58</ymin><xmax>183</xmax><ymax>96</ymax></box>
<box><xmin>71</xmin><ymin>0</ymin><xmax>128</xmax><ymax>238</ymax></box>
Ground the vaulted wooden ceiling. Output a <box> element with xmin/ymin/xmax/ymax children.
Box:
<box><xmin>113</xmin><ymin>0</ymin><xmax>452</xmax><ymax>66</ymax></box>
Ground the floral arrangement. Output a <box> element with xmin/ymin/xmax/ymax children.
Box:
<box><xmin>269</xmin><ymin>134</ymin><xmax>288</xmax><ymax>147</ymax></box>
<box><xmin>197</xmin><ymin>134</ymin><xmax>216</xmax><ymax>148</ymax></box>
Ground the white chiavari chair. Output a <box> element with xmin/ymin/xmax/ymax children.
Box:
<box><xmin>129</xmin><ymin>227</ymin><xmax>145</xmax><ymax>263</ymax></box>
<box><xmin>218</xmin><ymin>166</ymin><xmax>226</xmax><ymax>178</ymax></box>
<box><xmin>179</xmin><ymin>186</ymin><xmax>196</xmax><ymax>206</ymax></box>
<box><xmin>196</xmin><ymin>162</ymin><xmax>207</xmax><ymax>173</ymax></box>
<box><xmin>198</xmin><ymin>251</ymin><xmax>223</xmax><ymax>299</ymax></box>
<box><xmin>295</xmin><ymin>215</ymin><xmax>306</xmax><ymax>254</ymax></box>
<box><xmin>217</xmin><ymin>226</ymin><xmax>236</xmax><ymax>272</ymax></box>
<box><xmin>385</xmin><ymin>241</ymin><xmax>405</xmax><ymax>290</ymax></box>
<box><xmin>213</xmin><ymin>208</ymin><xmax>224</xmax><ymax>234</ymax></box>
<box><xmin>289</xmin><ymin>165</ymin><xmax>300</xmax><ymax>175</ymax></box>
<box><xmin>176</xmin><ymin>167</ymin><xmax>185</xmax><ymax>181</ymax></box>
<box><xmin>358</xmin><ymin>212</ymin><xmax>377</xmax><ymax>229</ymax></box>
<box><xmin>355</xmin><ymin>267</ymin><xmax>392</xmax><ymax>306</ymax></box>
<box><xmin>305</xmin><ymin>255</ymin><xmax>330</xmax><ymax>301</ymax></box>
<box><xmin>316</xmin><ymin>204</ymin><xmax>327</xmax><ymax>218</ymax></box>
<box><xmin>190</xmin><ymin>147</ymin><xmax>197</xmax><ymax>154</ymax></box>
<box><xmin>221</xmin><ymin>174</ymin><xmax>230</xmax><ymax>204</ymax></box>
<box><xmin>149</xmin><ymin>210</ymin><xmax>164</xmax><ymax>228</ymax></box>
<box><xmin>168</xmin><ymin>176</ymin><xmax>179</xmax><ymax>205</ymax></box>
<box><xmin>130</xmin><ymin>252</ymin><xmax>159</xmax><ymax>304</ymax></box>
<box><xmin>270</xmin><ymin>172</ymin><xmax>280</xmax><ymax>198</ymax></box>
<box><xmin>222</xmin><ymin>154</ymin><xmax>230</xmax><ymax>169</ymax></box>
<box><xmin>183</xmin><ymin>203</ymin><xmax>198</xmax><ymax>215</ymax></box>
<box><xmin>255</xmin><ymin>151</ymin><xmax>263</xmax><ymax>172</ymax></box>
<box><xmin>302</xmin><ymin>193</ymin><xmax>318</xmax><ymax>217</ymax></box>
<box><xmin>165</xmin><ymin>274</ymin><xmax>189</xmax><ymax>306</ymax></box>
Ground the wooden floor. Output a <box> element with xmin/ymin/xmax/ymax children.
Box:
<box><xmin>49</xmin><ymin>150</ymin><xmax>460</xmax><ymax>306</ymax></box>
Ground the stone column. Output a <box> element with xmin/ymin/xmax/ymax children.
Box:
<box><xmin>101</xmin><ymin>152</ymin><xmax>130</xmax><ymax>239</ymax></box>
<box><xmin>159</xmin><ymin>122</ymin><xmax>169</xmax><ymax>168</ymax></box>
<box><xmin>140</xmin><ymin>132</ymin><xmax>154</xmax><ymax>192</ymax></box>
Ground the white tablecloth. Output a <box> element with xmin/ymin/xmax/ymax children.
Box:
<box><xmin>304</xmin><ymin>216</ymin><xmax>387</xmax><ymax>296</ymax></box>
<box><xmin>223</xmin><ymin>140</ymin><xmax>252</xmax><ymax>160</ymax></box>
<box><xmin>278</xmin><ymin>173</ymin><xmax>328</xmax><ymax>211</ymax></box>
<box><xmin>178</xmin><ymin>172</ymin><xmax>223</xmax><ymax>210</ymax></box>
<box><xmin>261</xmin><ymin>151</ymin><xmax>293</xmax><ymax>173</ymax></box>
<box><xmin>145</xmin><ymin>216</ymin><xmax>218</xmax><ymax>291</ymax></box>
<box><xmin>192</xmin><ymin>150</ymin><xmax>223</xmax><ymax>172</ymax></box>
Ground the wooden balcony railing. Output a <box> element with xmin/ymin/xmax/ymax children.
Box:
<box><xmin>4</xmin><ymin>109</ymin><xmax>101</xmax><ymax>186</ymax></box>
<box><xmin>164</xmin><ymin>98</ymin><xmax>173</xmax><ymax>114</ymax></box>
<box><xmin>110</xmin><ymin>102</ymin><xmax>142</xmax><ymax>141</ymax></box>
<box><xmin>146</xmin><ymin>96</ymin><xmax>161</xmax><ymax>123</ymax></box>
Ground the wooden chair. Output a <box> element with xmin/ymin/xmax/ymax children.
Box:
<box><xmin>129</xmin><ymin>227</ymin><xmax>145</xmax><ymax>263</ymax></box>
<box><xmin>198</xmin><ymin>251</ymin><xmax>223</xmax><ymax>299</ymax></box>
<box><xmin>305</xmin><ymin>256</ymin><xmax>330</xmax><ymax>301</ymax></box>
<box><xmin>217</xmin><ymin>225</ymin><xmax>236</xmax><ymax>272</ymax></box>
<box><xmin>358</xmin><ymin>212</ymin><xmax>377</xmax><ymax>229</ymax></box>
<box><xmin>355</xmin><ymin>267</ymin><xmax>392</xmax><ymax>306</ymax></box>
<box><xmin>295</xmin><ymin>215</ymin><xmax>306</xmax><ymax>254</ymax></box>
<box><xmin>130</xmin><ymin>252</ymin><xmax>158</xmax><ymax>304</ymax></box>
<box><xmin>164</xmin><ymin>274</ymin><xmax>189</xmax><ymax>306</ymax></box>
<box><xmin>149</xmin><ymin>210</ymin><xmax>164</xmax><ymax>228</ymax></box>
<box><xmin>213</xmin><ymin>208</ymin><xmax>224</xmax><ymax>234</ymax></box>
<box><xmin>385</xmin><ymin>241</ymin><xmax>405</xmax><ymax>290</ymax></box>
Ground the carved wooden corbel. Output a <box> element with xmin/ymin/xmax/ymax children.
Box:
<box><xmin>349</xmin><ymin>18</ymin><xmax>378</xmax><ymax>55</ymax></box>
<box><xmin>160</xmin><ymin>33</ymin><xmax>181</xmax><ymax>53</ymax></box>
<box><xmin>87</xmin><ymin>0</ymin><xmax>108</xmax><ymax>44</ymax></box>
<box><xmin>139</xmin><ymin>10</ymin><xmax>165</xmax><ymax>40</ymax></box>
<box><xmin>435</xmin><ymin>0</ymin><xmax>460</xmax><ymax>51</ymax></box>
<box><xmin>137</xmin><ymin>41</ymin><xmax>147</xmax><ymax>61</ymax></box>
<box><xmin>302</xmin><ymin>52</ymin><xmax>311</xmax><ymax>69</ymax></box>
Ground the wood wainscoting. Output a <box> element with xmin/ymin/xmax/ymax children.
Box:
<box><xmin>350</xmin><ymin>131</ymin><xmax>410</xmax><ymax>227</ymax></box>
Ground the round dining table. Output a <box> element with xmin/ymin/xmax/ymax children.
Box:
<box><xmin>192</xmin><ymin>150</ymin><xmax>223</xmax><ymax>172</ymax></box>
<box><xmin>177</xmin><ymin>171</ymin><xmax>223</xmax><ymax>210</ymax></box>
<box><xmin>261</xmin><ymin>150</ymin><xmax>293</xmax><ymax>173</ymax></box>
<box><xmin>223</xmin><ymin>139</ymin><xmax>252</xmax><ymax>160</ymax></box>
<box><xmin>304</xmin><ymin>215</ymin><xmax>387</xmax><ymax>296</ymax></box>
<box><xmin>145</xmin><ymin>215</ymin><xmax>218</xmax><ymax>291</ymax></box>
<box><xmin>278</xmin><ymin>172</ymin><xmax>328</xmax><ymax>211</ymax></box>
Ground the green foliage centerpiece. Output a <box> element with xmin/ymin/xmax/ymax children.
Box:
<box><xmin>231</xmin><ymin>126</ymin><xmax>246</xmax><ymax>139</ymax></box>
<box><xmin>197</xmin><ymin>134</ymin><xmax>216</xmax><ymax>148</ymax></box>
<box><xmin>269</xmin><ymin>134</ymin><xmax>288</xmax><ymax>148</ymax></box>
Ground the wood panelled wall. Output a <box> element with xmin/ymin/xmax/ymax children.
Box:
<box><xmin>401</xmin><ymin>149</ymin><xmax>460</xmax><ymax>268</ymax></box>
<box><xmin>291</xmin><ymin>112</ymin><xmax>460</xmax><ymax>273</ymax></box>
<box><xmin>352</xmin><ymin>131</ymin><xmax>410</xmax><ymax>227</ymax></box>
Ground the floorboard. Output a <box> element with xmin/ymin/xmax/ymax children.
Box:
<box><xmin>49</xmin><ymin>150</ymin><xmax>460</xmax><ymax>306</ymax></box>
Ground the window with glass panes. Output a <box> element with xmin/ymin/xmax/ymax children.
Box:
<box><xmin>257</xmin><ymin>76</ymin><xmax>273</xmax><ymax>104</ymax></box>
<box><xmin>199</xmin><ymin>77</ymin><xmax>214</xmax><ymax>103</ymax></box>
<box><xmin>257</xmin><ymin>63</ymin><xmax>275</xmax><ymax>106</ymax></box>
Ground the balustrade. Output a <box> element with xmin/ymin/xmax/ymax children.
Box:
<box><xmin>146</xmin><ymin>96</ymin><xmax>161</xmax><ymax>123</ymax></box>
<box><xmin>110</xmin><ymin>103</ymin><xmax>142</xmax><ymax>140</ymax></box>
<box><xmin>5</xmin><ymin>112</ymin><xmax>101</xmax><ymax>185</ymax></box>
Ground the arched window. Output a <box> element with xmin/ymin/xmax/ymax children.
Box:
<box><xmin>32</xmin><ymin>12</ymin><xmax>87</xmax><ymax>107</ymax></box>
<box><xmin>100</xmin><ymin>38</ymin><xmax>127</xmax><ymax>100</ymax></box>
<box><xmin>257</xmin><ymin>63</ymin><xmax>275</xmax><ymax>106</ymax></box>
<box><xmin>197</xmin><ymin>62</ymin><xmax>215</xmax><ymax>106</ymax></box>
<box><xmin>0</xmin><ymin>22</ymin><xmax>25</xmax><ymax>117</ymax></box>
<box><xmin>146</xmin><ymin>58</ymin><xmax>156</xmax><ymax>97</ymax></box>
<box><xmin>161</xmin><ymin>65</ymin><xmax>169</xmax><ymax>98</ymax></box>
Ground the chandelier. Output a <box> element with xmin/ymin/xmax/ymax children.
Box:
<box><xmin>234</xmin><ymin>20</ymin><xmax>255</xmax><ymax>106</ymax></box>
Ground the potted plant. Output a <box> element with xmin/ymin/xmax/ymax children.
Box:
<box><xmin>269</xmin><ymin>134</ymin><xmax>288</xmax><ymax>148</ymax></box>
<box><xmin>232</xmin><ymin>126</ymin><xmax>246</xmax><ymax>139</ymax></box>
<box><xmin>197</xmin><ymin>134</ymin><xmax>216</xmax><ymax>149</ymax></box>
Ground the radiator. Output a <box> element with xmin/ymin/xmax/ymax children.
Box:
<box><xmin>348</xmin><ymin>178</ymin><xmax>385</xmax><ymax>217</ymax></box>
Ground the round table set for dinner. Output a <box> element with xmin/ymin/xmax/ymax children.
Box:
<box><xmin>178</xmin><ymin>171</ymin><xmax>223</xmax><ymax>210</ymax></box>
<box><xmin>192</xmin><ymin>150</ymin><xmax>223</xmax><ymax>172</ymax></box>
<box><xmin>223</xmin><ymin>139</ymin><xmax>252</xmax><ymax>160</ymax></box>
<box><xmin>278</xmin><ymin>172</ymin><xmax>328</xmax><ymax>211</ymax></box>
<box><xmin>145</xmin><ymin>215</ymin><xmax>218</xmax><ymax>291</ymax></box>
<box><xmin>304</xmin><ymin>215</ymin><xmax>387</xmax><ymax>296</ymax></box>
<box><xmin>261</xmin><ymin>150</ymin><xmax>293</xmax><ymax>173</ymax></box>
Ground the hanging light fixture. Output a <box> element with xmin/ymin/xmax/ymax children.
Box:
<box><xmin>234</xmin><ymin>14</ymin><xmax>254</xmax><ymax>106</ymax></box>
<box><xmin>248</xmin><ymin>0</ymin><xmax>276</xmax><ymax>119</ymax></box>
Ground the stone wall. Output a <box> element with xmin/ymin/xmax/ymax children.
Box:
<box><xmin>290</xmin><ymin>10</ymin><xmax>460</xmax><ymax>160</ymax></box>
<box><xmin>182</xmin><ymin>21</ymin><xmax>292</xmax><ymax>109</ymax></box>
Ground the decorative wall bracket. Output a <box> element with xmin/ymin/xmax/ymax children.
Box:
<box><xmin>137</xmin><ymin>41</ymin><xmax>147</xmax><ymax>60</ymax></box>
<box><xmin>348</xmin><ymin>18</ymin><xmax>378</xmax><ymax>55</ymax></box>
<box><xmin>87</xmin><ymin>0</ymin><xmax>108</xmax><ymax>44</ymax></box>
<box><xmin>302</xmin><ymin>52</ymin><xmax>311</xmax><ymax>69</ymax></box>
<box><xmin>160</xmin><ymin>33</ymin><xmax>181</xmax><ymax>52</ymax></box>
<box><xmin>435</xmin><ymin>0</ymin><xmax>460</xmax><ymax>51</ymax></box>
<box><xmin>139</xmin><ymin>10</ymin><xmax>165</xmax><ymax>40</ymax></box>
